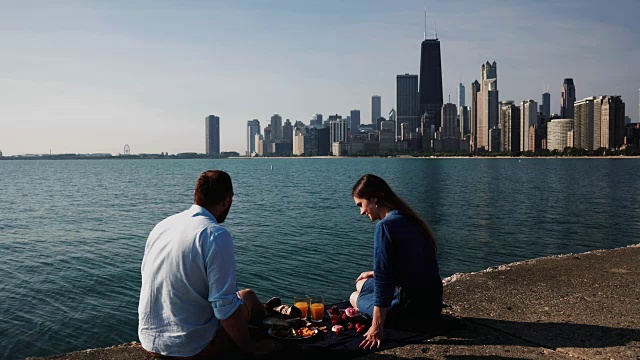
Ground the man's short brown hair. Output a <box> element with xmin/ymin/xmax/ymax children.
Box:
<box><xmin>194</xmin><ymin>170</ymin><xmax>233</xmax><ymax>209</ymax></box>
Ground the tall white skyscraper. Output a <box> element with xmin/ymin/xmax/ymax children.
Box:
<box><xmin>246</xmin><ymin>119</ymin><xmax>261</xmax><ymax>155</ymax></box>
<box><xmin>458</xmin><ymin>83</ymin><xmax>465</xmax><ymax>108</ymax></box>
<box><xmin>478</xmin><ymin>61</ymin><xmax>499</xmax><ymax>151</ymax></box>
<box><xmin>371</xmin><ymin>95</ymin><xmax>381</xmax><ymax>126</ymax></box>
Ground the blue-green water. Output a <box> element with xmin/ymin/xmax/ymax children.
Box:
<box><xmin>1</xmin><ymin>158</ymin><xmax>639</xmax><ymax>359</ymax></box>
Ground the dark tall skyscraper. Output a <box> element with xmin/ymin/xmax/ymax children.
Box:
<box><xmin>396</xmin><ymin>74</ymin><xmax>419</xmax><ymax>140</ymax></box>
<box><xmin>470</xmin><ymin>80</ymin><xmax>480</xmax><ymax>151</ymax></box>
<box><xmin>371</xmin><ymin>96</ymin><xmax>381</xmax><ymax>126</ymax></box>
<box><xmin>350</xmin><ymin>109</ymin><xmax>361</xmax><ymax>134</ymax></box>
<box><xmin>205</xmin><ymin>115</ymin><xmax>220</xmax><ymax>155</ymax></box>
<box><xmin>542</xmin><ymin>92</ymin><xmax>551</xmax><ymax>117</ymax></box>
<box><xmin>561</xmin><ymin>79</ymin><xmax>576</xmax><ymax>119</ymax></box>
<box><xmin>419</xmin><ymin>38</ymin><xmax>443</xmax><ymax>128</ymax></box>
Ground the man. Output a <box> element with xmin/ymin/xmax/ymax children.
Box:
<box><xmin>138</xmin><ymin>170</ymin><xmax>277</xmax><ymax>358</ymax></box>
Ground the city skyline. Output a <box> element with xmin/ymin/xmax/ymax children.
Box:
<box><xmin>1</xmin><ymin>1</ymin><xmax>639</xmax><ymax>155</ymax></box>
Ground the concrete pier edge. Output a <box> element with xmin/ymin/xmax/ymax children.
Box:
<box><xmin>28</xmin><ymin>243</ymin><xmax>640</xmax><ymax>360</ymax></box>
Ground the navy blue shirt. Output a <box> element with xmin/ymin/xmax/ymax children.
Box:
<box><xmin>373</xmin><ymin>210</ymin><xmax>441</xmax><ymax>308</ymax></box>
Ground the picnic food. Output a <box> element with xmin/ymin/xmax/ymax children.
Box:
<box><xmin>270</xmin><ymin>325</ymin><xmax>316</xmax><ymax>339</ymax></box>
<box><xmin>345</xmin><ymin>307</ymin><xmax>360</xmax><ymax>318</ymax></box>
<box><xmin>329</xmin><ymin>306</ymin><xmax>341</xmax><ymax>316</ymax></box>
<box><xmin>331</xmin><ymin>324</ymin><xmax>344</xmax><ymax>335</ymax></box>
<box><xmin>296</xmin><ymin>327</ymin><xmax>316</xmax><ymax>337</ymax></box>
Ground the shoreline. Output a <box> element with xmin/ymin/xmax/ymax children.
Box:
<box><xmin>2</xmin><ymin>155</ymin><xmax>639</xmax><ymax>161</ymax></box>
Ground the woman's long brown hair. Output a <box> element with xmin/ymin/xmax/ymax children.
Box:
<box><xmin>352</xmin><ymin>174</ymin><xmax>437</xmax><ymax>253</ymax></box>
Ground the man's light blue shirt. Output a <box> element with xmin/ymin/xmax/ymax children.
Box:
<box><xmin>138</xmin><ymin>205</ymin><xmax>243</xmax><ymax>357</ymax></box>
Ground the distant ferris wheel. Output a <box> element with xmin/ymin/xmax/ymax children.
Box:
<box><xmin>124</xmin><ymin>144</ymin><xmax>131</xmax><ymax>155</ymax></box>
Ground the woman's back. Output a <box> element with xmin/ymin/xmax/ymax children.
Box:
<box><xmin>376</xmin><ymin>210</ymin><xmax>440</xmax><ymax>289</ymax></box>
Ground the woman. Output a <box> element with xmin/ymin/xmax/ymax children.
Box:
<box><xmin>350</xmin><ymin>174</ymin><xmax>442</xmax><ymax>349</ymax></box>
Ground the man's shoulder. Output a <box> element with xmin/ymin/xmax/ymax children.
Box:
<box><xmin>150</xmin><ymin>208</ymin><xmax>224</xmax><ymax>237</ymax></box>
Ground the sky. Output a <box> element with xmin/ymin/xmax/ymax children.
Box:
<box><xmin>1</xmin><ymin>0</ymin><xmax>639</xmax><ymax>156</ymax></box>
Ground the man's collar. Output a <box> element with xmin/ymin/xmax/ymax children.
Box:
<box><xmin>190</xmin><ymin>204</ymin><xmax>218</xmax><ymax>224</ymax></box>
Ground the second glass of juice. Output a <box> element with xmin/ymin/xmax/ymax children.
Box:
<box><xmin>293</xmin><ymin>295</ymin><xmax>309</xmax><ymax>319</ymax></box>
<box><xmin>309</xmin><ymin>295</ymin><xmax>324</xmax><ymax>323</ymax></box>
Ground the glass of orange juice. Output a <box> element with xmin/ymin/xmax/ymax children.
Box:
<box><xmin>309</xmin><ymin>295</ymin><xmax>324</xmax><ymax>323</ymax></box>
<box><xmin>293</xmin><ymin>295</ymin><xmax>309</xmax><ymax>319</ymax></box>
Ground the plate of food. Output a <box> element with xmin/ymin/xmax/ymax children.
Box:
<box><xmin>268</xmin><ymin>325</ymin><xmax>318</xmax><ymax>340</ymax></box>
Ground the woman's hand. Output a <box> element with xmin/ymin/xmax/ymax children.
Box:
<box><xmin>355</xmin><ymin>271</ymin><xmax>374</xmax><ymax>283</ymax></box>
<box><xmin>359</xmin><ymin>323</ymin><xmax>383</xmax><ymax>349</ymax></box>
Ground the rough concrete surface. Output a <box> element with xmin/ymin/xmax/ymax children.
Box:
<box><xmin>28</xmin><ymin>244</ymin><xmax>640</xmax><ymax>360</ymax></box>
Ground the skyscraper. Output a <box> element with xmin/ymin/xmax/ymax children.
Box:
<box><xmin>205</xmin><ymin>115</ymin><xmax>220</xmax><ymax>155</ymax></box>
<box><xmin>542</xmin><ymin>92</ymin><xmax>551</xmax><ymax>117</ymax></box>
<box><xmin>458</xmin><ymin>83</ymin><xmax>465</xmax><ymax>108</ymax></box>
<box><xmin>500</xmin><ymin>101</ymin><xmax>520</xmax><ymax>153</ymax></box>
<box><xmin>270</xmin><ymin>114</ymin><xmax>283</xmax><ymax>141</ymax></box>
<box><xmin>440</xmin><ymin>103</ymin><xmax>459</xmax><ymax>140</ymax></box>
<box><xmin>600</xmin><ymin>96</ymin><xmax>625</xmax><ymax>149</ymax></box>
<box><xmin>310</xmin><ymin>113</ymin><xmax>323</xmax><ymax>127</ymax></box>
<box><xmin>329</xmin><ymin>116</ymin><xmax>348</xmax><ymax>144</ymax></box>
<box><xmin>419</xmin><ymin>38</ymin><xmax>443</xmax><ymax>128</ymax></box>
<box><xmin>574</xmin><ymin>97</ymin><xmax>596</xmax><ymax>150</ymax></box>
<box><xmin>293</xmin><ymin>127</ymin><xmax>305</xmax><ymax>156</ymax></box>
<box><xmin>561</xmin><ymin>79</ymin><xmax>576</xmax><ymax>119</ymax></box>
<box><xmin>520</xmin><ymin>100</ymin><xmax>537</xmax><ymax>152</ymax></box>
<box><xmin>470</xmin><ymin>80</ymin><xmax>480</xmax><ymax>151</ymax></box>
<box><xmin>350</xmin><ymin>110</ymin><xmax>361</xmax><ymax>134</ymax></box>
<box><xmin>246</xmin><ymin>119</ymin><xmax>260</xmax><ymax>155</ymax></box>
<box><xmin>459</xmin><ymin>106</ymin><xmax>470</xmax><ymax>138</ymax></box>
<box><xmin>396</xmin><ymin>74</ymin><xmax>419</xmax><ymax>140</ymax></box>
<box><xmin>371</xmin><ymin>95</ymin><xmax>381</xmax><ymax>126</ymax></box>
<box><xmin>547</xmin><ymin>119</ymin><xmax>574</xmax><ymax>151</ymax></box>
<box><xmin>478</xmin><ymin>61</ymin><xmax>499</xmax><ymax>151</ymax></box>
<box><xmin>283</xmin><ymin>119</ymin><xmax>293</xmax><ymax>143</ymax></box>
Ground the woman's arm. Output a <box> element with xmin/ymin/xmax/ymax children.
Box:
<box><xmin>355</xmin><ymin>270</ymin><xmax>374</xmax><ymax>283</ymax></box>
<box><xmin>360</xmin><ymin>305</ymin><xmax>387</xmax><ymax>349</ymax></box>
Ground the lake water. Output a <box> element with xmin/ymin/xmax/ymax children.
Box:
<box><xmin>1</xmin><ymin>158</ymin><xmax>639</xmax><ymax>359</ymax></box>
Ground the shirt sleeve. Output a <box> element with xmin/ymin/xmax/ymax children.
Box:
<box><xmin>373</xmin><ymin>221</ymin><xmax>395</xmax><ymax>308</ymax></box>
<box><xmin>203</xmin><ymin>228</ymin><xmax>244</xmax><ymax>320</ymax></box>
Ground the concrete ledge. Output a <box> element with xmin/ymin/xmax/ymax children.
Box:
<box><xmin>29</xmin><ymin>244</ymin><xmax>640</xmax><ymax>360</ymax></box>
<box><xmin>359</xmin><ymin>243</ymin><xmax>640</xmax><ymax>360</ymax></box>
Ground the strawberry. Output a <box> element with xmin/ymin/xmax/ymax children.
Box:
<box><xmin>347</xmin><ymin>322</ymin><xmax>355</xmax><ymax>329</ymax></box>
<box><xmin>341</xmin><ymin>314</ymin><xmax>349</xmax><ymax>322</ymax></box>
<box><xmin>356</xmin><ymin>324</ymin><xmax>367</xmax><ymax>334</ymax></box>
<box><xmin>330</xmin><ymin>306</ymin><xmax>341</xmax><ymax>316</ymax></box>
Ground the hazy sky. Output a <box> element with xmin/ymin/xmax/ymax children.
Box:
<box><xmin>1</xmin><ymin>0</ymin><xmax>639</xmax><ymax>155</ymax></box>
